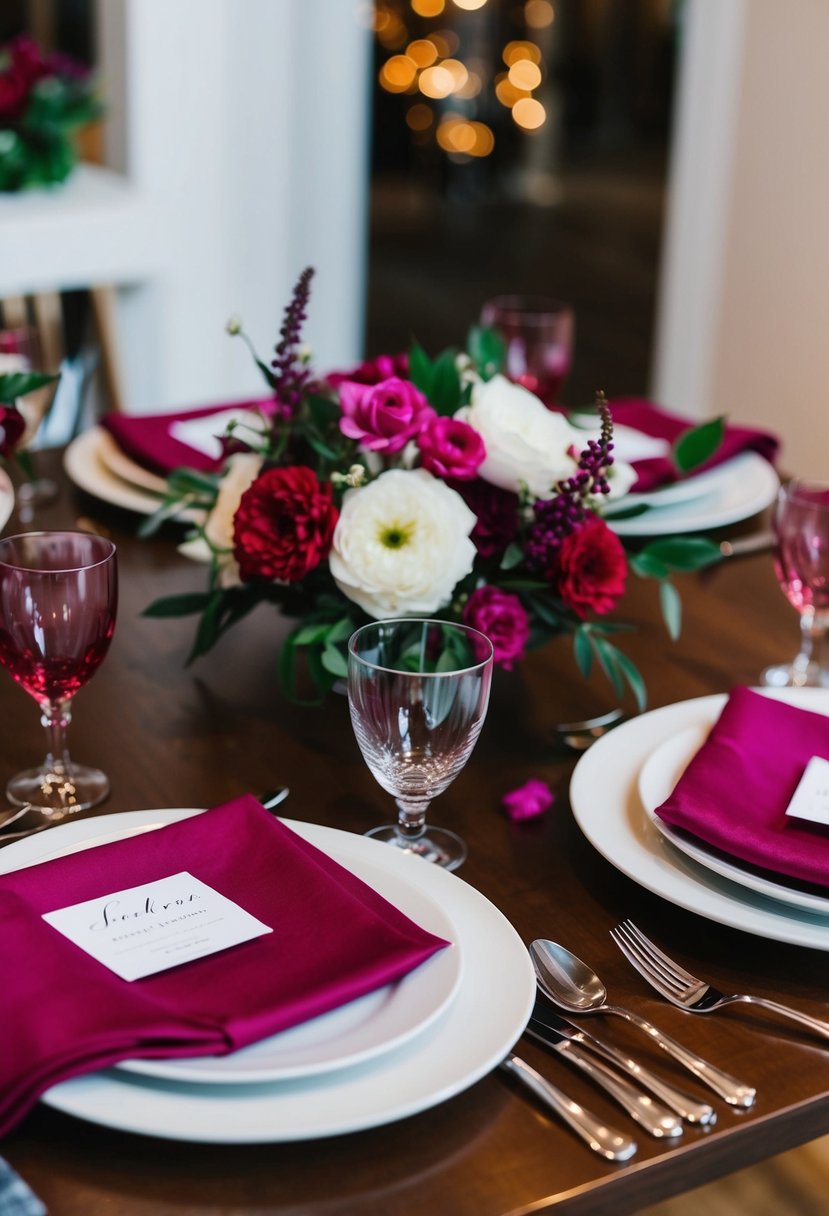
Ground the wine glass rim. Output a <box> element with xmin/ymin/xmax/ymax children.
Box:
<box><xmin>0</xmin><ymin>530</ymin><xmax>117</xmax><ymax>574</ymax></box>
<box><xmin>348</xmin><ymin>617</ymin><xmax>494</xmax><ymax>676</ymax></box>
<box><xmin>780</xmin><ymin>478</ymin><xmax>829</xmax><ymax>503</ymax></box>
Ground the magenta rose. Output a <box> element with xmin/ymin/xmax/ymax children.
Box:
<box><xmin>556</xmin><ymin>516</ymin><xmax>627</xmax><ymax>618</ymax></box>
<box><xmin>233</xmin><ymin>465</ymin><xmax>338</xmax><ymax>583</ymax></box>
<box><xmin>326</xmin><ymin>352</ymin><xmax>408</xmax><ymax>388</ymax></box>
<box><xmin>418</xmin><ymin>417</ymin><xmax>485</xmax><ymax>480</ymax></box>
<box><xmin>338</xmin><ymin>376</ymin><xmax>433</xmax><ymax>453</ymax></box>
<box><xmin>0</xmin><ymin>406</ymin><xmax>25</xmax><ymax>459</ymax></box>
<box><xmin>449</xmin><ymin>477</ymin><xmax>520</xmax><ymax>560</ymax></box>
<box><xmin>463</xmin><ymin>584</ymin><xmax>530</xmax><ymax>670</ymax></box>
<box><xmin>501</xmin><ymin>778</ymin><xmax>554</xmax><ymax>821</ymax></box>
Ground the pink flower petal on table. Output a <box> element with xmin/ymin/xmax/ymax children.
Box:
<box><xmin>501</xmin><ymin>779</ymin><xmax>554</xmax><ymax>821</ymax></box>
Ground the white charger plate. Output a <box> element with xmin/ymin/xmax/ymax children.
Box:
<box><xmin>609</xmin><ymin>452</ymin><xmax>779</xmax><ymax>536</ymax></box>
<box><xmin>570</xmin><ymin>688</ymin><xmax>829</xmax><ymax>950</ymax></box>
<box><xmin>0</xmin><ymin>812</ymin><xmax>535</xmax><ymax>1142</ymax></box>
<box><xmin>639</xmin><ymin>723</ymin><xmax>829</xmax><ymax>917</ymax></box>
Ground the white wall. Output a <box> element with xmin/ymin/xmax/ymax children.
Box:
<box><xmin>653</xmin><ymin>0</ymin><xmax>829</xmax><ymax>477</ymax></box>
<box><xmin>97</xmin><ymin>0</ymin><xmax>372</xmax><ymax>411</ymax></box>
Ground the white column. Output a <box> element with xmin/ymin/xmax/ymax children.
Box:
<box><xmin>98</xmin><ymin>0</ymin><xmax>372</xmax><ymax>412</ymax></box>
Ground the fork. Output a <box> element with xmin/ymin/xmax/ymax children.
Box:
<box><xmin>613</xmin><ymin>920</ymin><xmax>829</xmax><ymax>1042</ymax></box>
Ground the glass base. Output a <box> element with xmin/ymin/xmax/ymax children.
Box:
<box><xmin>364</xmin><ymin>824</ymin><xmax>467</xmax><ymax>871</ymax></box>
<box><xmin>761</xmin><ymin>662</ymin><xmax>829</xmax><ymax>689</ymax></box>
<box><xmin>6</xmin><ymin>761</ymin><xmax>110</xmax><ymax>814</ymax></box>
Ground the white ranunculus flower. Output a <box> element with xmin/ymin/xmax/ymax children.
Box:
<box><xmin>460</xmin><ymin>374</ymin><xmax>587</xmax><ymax>498</ymax></box>
<box><xmin>329</xmin><ymin>468</ymin><xmax>476</xmax><ymax>618</ymax></box>
<box><xmin>179</xmin><ymin>452</ymin><xmax>263</xmax><ymax>586</ymax></box>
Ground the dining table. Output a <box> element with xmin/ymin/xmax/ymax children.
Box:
<box><xmin>3</xmin><ymin>448</ymin><xmax>829</xmax><ymax>1216</ymax></box>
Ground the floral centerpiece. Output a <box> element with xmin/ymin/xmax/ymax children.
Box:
<box><xmin>0</xmin><ymin>35</ymin><xmax>102</xmax><ymax>192</ymax></box>
<box><xmin>146</xmin><ymin>269</ymin><xmax>723</xmax><ymax>705</ymax></box>
<box><xmin>0</xmin><ymin>362</ymin><xmax>57</xmax><ymax>463</ymax></box>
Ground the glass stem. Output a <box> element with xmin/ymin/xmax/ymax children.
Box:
<box><xmin>395</xmin><ymin>798</ymin><xmax>431</xmax><ymax>843</ymax></box>
<box><xmin>41</xmin><ymin>697</ymin><xmax>73</xmax><ymax>777</ymax></box>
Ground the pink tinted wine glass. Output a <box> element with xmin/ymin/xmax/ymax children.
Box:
<box><xmin>347</xmin><ymin>619</ymin><xmax>494</xmax><ymax>872</ymax></box>
<box><xmin>479</xmin><ymin>295</ymin><xmax>574</xmax><ymax>405</ymax></box>
<box><xmin>762</xmin><ymin>479</ymin><xmax>829</xmax><ymax>688</ymax></box>
<box><xmin>0</xmin><ymin>531</ymin><xmax>118</xmax><ymax>814</ymax></box>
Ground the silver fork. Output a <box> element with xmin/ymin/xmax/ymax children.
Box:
<box><xmin>613</xmin><ymin>920</ymin><xmax>829</xmax><ymax>1043</ymax></box>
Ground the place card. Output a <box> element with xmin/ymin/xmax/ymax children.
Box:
<box><xmin>42</xmin><ymin>872</ymin><xmax>272</xmax><ymax>982</ymax></box>
<box><xmin>785</xmin><ymin>755</ymin><xmax>829</xmax><ymax>827</ymax></box>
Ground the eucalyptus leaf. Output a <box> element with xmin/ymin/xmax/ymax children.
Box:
<box><xmin>499</xmin><ymin>542</ymin><xmax>524</xmax><ymax>571</ymax></box>
<box><xmin>142</xmin><ymin>592</ymin><xmax>213</xmax><ymax>618</ymax></box>
<box><xmin>637</xmin><ymin>536</ymin><xmax>722</xmax><ymax>572</ymax></box>
<box><xmin>659</xmin><ymin>579</ymin><xmax>682</xmax><ymax>641</ymax></box>
<box><xmin>321</xmin><ymin>644</ymin><xmax>348</xmax><ymax>677</ymax></box>
<box><xmin>573</xmin><ymin>627</ymin><xmax>593</xmax><ymax>678</ymax></box>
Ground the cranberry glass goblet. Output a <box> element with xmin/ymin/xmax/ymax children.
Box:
<box><xmin>762</xmin><ymin>479</ymin><xmax>829</xmax><ymax>688</ymax></box>
<box><xmin>0</xmin><ymin>531</ymin><xmax>118</xmax><ymax>814</ymax></box>
<box><xmin>480</xmin><ymin>295</ymin><xmax>574</xmax><ymax>405</ymax></box>
<box><xmin>347</xmin><ymin>619</ymin><xmax>494</xmax><ymax>872</ymax></box>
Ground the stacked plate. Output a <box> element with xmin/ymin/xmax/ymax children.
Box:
<box><xmin>0</xmin><ymin>812</ymin><xmax>535</xmax><ymax>1143</ymax></box>
<box><xmin>570</xmin><ymin>688</ymin><xmax>829</xmax><ymax>950</ymax></box>
<box><xmin>63</xmin><ymin>424</ymin><xmax>780</xmax><ymax>538</ymax></box>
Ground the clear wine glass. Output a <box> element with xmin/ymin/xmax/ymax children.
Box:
<box><xmin>762</xmin><ymin>479</ymin><xmax>829</xmax><ymax>688</ymax></box>
<box><xmin>347</xmin><ymin>618</ymin><xmax>494</xmax><ymax>871</ymax></box>
<box><xmin>0</xmin><ymin>531</ymin><xmax>118</xmax><ymax>815</ymax></box>
<box><xmin>479</xmin><ymin>295</ymin><xmax>574</xmax><ymax>405</ymax></box>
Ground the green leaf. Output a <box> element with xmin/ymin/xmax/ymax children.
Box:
<box><xmin>573</xmin><ymin>627</ymin><xmax>593</xmax><ymax>678</ymax></box>
<box><xmin>408</xmin><ymin>341</ymin><xmax>432</xmax><ymax>395</ymax></box>
<box><xmin>611</xmin><ymin>649</ymin><xmax>648</xmax><ymax>712</ymax></box>
<box><xmin>321</xmin><ymin>644</ymin><xmax>348</xmax><ymax>677</ymax></box>
<box><xmin>142</xmin><ymin>593</ymin><xmax>213</xmax><ymax>618</ymax></box>
<box><xmin>630</xmin><ymin>551</ymin><xmax>669</xmax><ymax>580</ymax></box>
<box><xmin>326</xmin><ymin>616</ymin><xmax>356</xmax><ymax>644</ymax></box>
<box><xmin>186</xmin><ymin>593</ymin><xmax>225</xmax><ymax>663</ymax></box>
<box><xmin>0</xmin><ymin>371</ymin><xmax>59</xmax><ymax>403</ymax></box>
<box><xmin>499</xmin><ymin>542</ymin><xmax>524</xmax><ymax>571</ymax></box>
<box><xmin>429</xmin><ymin>349</ymin><xmax>462</xmax><ymax>415</ymax></box>
<box><xmin>672</xmin><ymin>417</ymin><xmax>725</xmax><ymax>474</ymax></box>
<box><xmin>292</xmin><ymin>622</ymin><xmax>332</xmax><ymax>646</ymax></box>
<box><xmin>466</xmin><ymin>325</ymin><xmax>505</xmax><ymax>379</ymax></box>
<box><xmin>659</xmin><ymin>579</ymin><xmax>682</xmax><ymax>641</ymax></box>
<box><xmin>636</xmin><ymin>537</ymin><xmax>722</xmax><ymax>573</ymax></box>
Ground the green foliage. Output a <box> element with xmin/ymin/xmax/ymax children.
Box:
<box><xmin>0</xmin><ymin>372</ymin><xmax>59</xmax><ymax>403</ymax></box>
<box><xmin>672</xmin><ymin>417</ymin><xmax>725</xmax><ymax>474</ymax></box>
<box><xmin>572</xmin><ymin>623</ymin><xmax>647</xmax><ymax>712</ymax></box>
<box><xmin>466</xmin><ymin>325</ymin><xmax>505</xmax><ymax>381</ymax></box>
<box><xmin>407</xmin><ymin>341</ymin><xmax>462</xmax><ymax>415</ymax></box>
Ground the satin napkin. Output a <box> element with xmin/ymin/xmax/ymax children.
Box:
<box><xmin>655</xmin><ymin>687</ymin><xmax>829</xmax><ymax>889</ymax></box>
<box><xmin>608</xmin><ymin>399</ymin><xmax>779</xmax><ymax>493</ymax></box>
<box><xmin>0</xmin><ymin>796</ymin><xmax>449</xmax><ymax>1136</ymax></box>
<box><xmin>101</xmin><ymin>400</ymin><xmax>272</xmax><ymax>475</ymax></box>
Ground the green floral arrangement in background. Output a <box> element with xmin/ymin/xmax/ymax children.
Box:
<box><xmin>0</xmin><ymin>36</ymin><xmax>102</xmax><ymax>192</ymax></box>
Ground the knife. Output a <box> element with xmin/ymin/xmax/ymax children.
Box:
<box><xmin>528</xmin><ymin>1004</ymin><xmax>716</xmax><ymax>1126</ymax></box>
<box><xmin>522</xmin><ymin>1017</ymin><xmax>682</xmax><ymax>1138</ymax></box>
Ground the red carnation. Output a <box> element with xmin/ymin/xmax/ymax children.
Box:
<box><xmin>556</xmin><ymin>516</ymin><xmax>627</xmax><ymax>618</ymax></box>
<box><xmin>233</xmin><ymin>466</ymin><xmax>338</xmax><ymax>583</ymax></box>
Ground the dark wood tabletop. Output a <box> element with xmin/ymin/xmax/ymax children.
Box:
<box><xmin>3</xmin><ymin>452</ymin><xmax>829</xmax><ymax>1216</ymax></box>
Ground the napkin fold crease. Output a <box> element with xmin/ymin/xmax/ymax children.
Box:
<box><xmin>0</xmin><ymin>797</ymin><xmax>449</xmax><ymax>1136</ymax></box>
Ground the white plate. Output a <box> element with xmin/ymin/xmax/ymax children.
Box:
<box><xmin>94</xmin><ymin>427</ymin><xmax>169</xmax><ymax>494</ymax></box>
<box><xmin>570</xmin><ymin>688</ymin><xmax>829</xmax><ymax>950</ymax></box>
<box><xmin>0</xmin><ymin>812</ymin><xmax>535</xmax><ymax>1142</ymax></box>
<box><xmin>639</xmin><ymin>724</ymin><xmax>829</xmax><ymax>916</ymax></box>
<box><xmin>63</xmin><ymin>428</ymin><xmax>201</xmax><ymax>521</ymax></box>
<box><xmin>609</xmin><ymin>452</ymin><xmax>779</xmax><ymax>536</ymax></box>
<box><xmin>0</xmin><ymin>466</ymin><xmax>13</xmax><ymax>531</ymax></box>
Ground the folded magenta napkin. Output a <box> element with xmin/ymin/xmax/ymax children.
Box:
<box><xmin>0</xmin><ymin>796</ymin><xmax>448</xmax><ymax>1136</ymax></box>
<box><xmin>608</xmin><ymin>399</ymin><xmax>779</xmax><ymax>493</ymax></box>
<box><xmin>655</xmin><ymin>687</ymin><xmax>829</xmax><ymax>889</ymax></box>
<box><xmin>101</xmin><ymin>400</ymin><xmax>272</xmax><ymax>475</ymax></box>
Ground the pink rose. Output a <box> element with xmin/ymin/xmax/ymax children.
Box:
<box><xmin>463</xmin><ymin>584</ymin><xmax>530</xmax><ymax>671</ymax></box>
<box><xmin>502</xmin><ymin>778</ymin><xmax>554</xmax><ymax>821</ymax></box>
<box><xmin>338</xmin><ymin>376</ymin><xmax>433</xmax><ymax>453</ymax></box>
<box><xmin>418</xmin><ymin>417</ymin><xmax>486</xmax><ymax>480</ymax></box>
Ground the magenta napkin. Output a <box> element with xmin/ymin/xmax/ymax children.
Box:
<box><xmin>655</xmin><ymin>687</ymin><xmax>829</xmax><ymax>889</ymax></box>
<box><xmin>608</xmin><ymin>399</ymin><xmax>779</xmax><ymax>493</ymax></box>
<box><xmin>0</xmin><ymin>796</ymin><xmax>449</xmax><ymax>1136</ymax></box>
<box><xmin>100</xmin><ymin>400</ymin><xmax>272</xmax><ymax>475</ymax></box>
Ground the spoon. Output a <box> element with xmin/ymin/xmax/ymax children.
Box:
<box><xmin>530</xmin><ymin>940</ymin><xmax>756</xmax><ymax>1108</ymax></box>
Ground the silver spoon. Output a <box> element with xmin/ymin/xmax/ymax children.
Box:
<box><xmin>530</xmin><ymin>939</ymin><xmax>756</xmax><ymax>1108</ymax></box>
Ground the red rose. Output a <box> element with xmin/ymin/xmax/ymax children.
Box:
<box><xmin>233</xmin><ymin>466</ymin><xmax>338</xmax><ymax>583</ymax></box>
<box><xmin>0</xmin><ymin>406</ymin><xmax>25</xmax><ymax>459</ymax></box>
<box><xmin>556</xmin><ymin>516</ymin><xmax>627</xmax><ymax>618</ymax></box>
